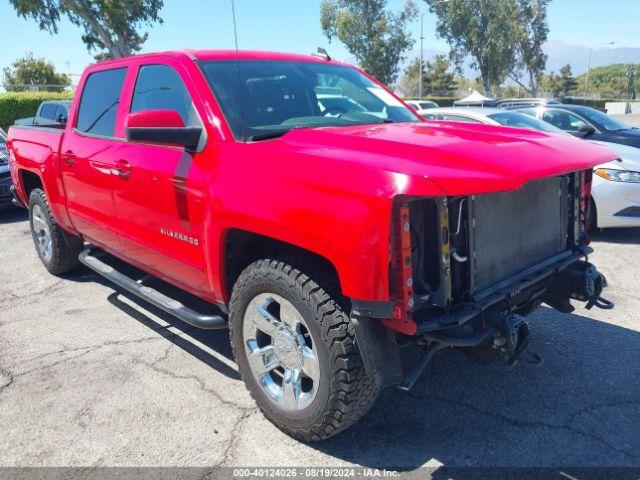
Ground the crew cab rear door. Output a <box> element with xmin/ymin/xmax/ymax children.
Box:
<box><xmin>60</xmin><ymin>66</ymin><xmax>128</xmax><ymax>250</ymax></box>
<box><xmin>111</xmin><ymin>59</ymin><xmax>210</xmax><ymax>294</ymax></box>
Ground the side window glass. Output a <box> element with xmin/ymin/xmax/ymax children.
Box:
<box><xmin>131</xmin><ymin>65</ymin><xmax>200</xmax><ymax>127</ymax></box>
<box><xmin>542</xmin><ymin>110</ymin><xmax>588</xmax><ymax>131</ymax></box>
<box><xmin>442</xmin><ymin>114</ymin><xmax>481</xmax><ymax>123</ymax></box>
<box><xmin>40</xmin><ymin>104</ymin><xmax>57</xmax><ymax>120</ymax></box>
<box><xmin>76</xmin><ymin>68</ymin><xmax>127</xmax><ymax>137</ymax></box>
<box><xmin>518</xmin><ymin>108</ymin><xmax>536</xmax><ymax>117</ymax></box>
<box><xmin>567</xmin><ymin>113</ymin><xmax>589</xmax><ymax>130</ymax></box>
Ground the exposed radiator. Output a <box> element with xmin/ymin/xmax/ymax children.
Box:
<box><xmin>472</xmin><ymin>176</ymin><xmax>569</xmax><ymax>292</ymax></box>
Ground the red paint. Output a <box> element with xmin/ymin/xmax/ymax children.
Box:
<box><xmin>125</xmin><ymin>110</ymin><xmax>185</xmax><ymax>128</ymax></box>
<box><xmin>7</xmin><ymin>50</ymin><xmax>618</xmax><ymax>333</ymax></box>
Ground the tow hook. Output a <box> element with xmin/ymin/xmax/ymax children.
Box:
<box><xmin>570</xmin><ymin>263</ymin><xmax>614</xmax><ymax>310</ymax></box>
<box><xmin>492</xmin><ymin>314</ymin><xmax>541</xmax><ymax>369</ymax></box>
<box><xmin>584</xmin><ymin>268</ymin><xmax>614</xmax><ymax>310</ymax></box>
<box><xmin>543</xmin><ymin>261</ymin><xmax>614</xmax><ymax>312</ymax></box>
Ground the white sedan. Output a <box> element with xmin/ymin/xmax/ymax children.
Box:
<box><xmin>423</xmin><ymin>107</ymin><xmax>640</xmax><ymax>229</ymax></box>
<box><xmin>588</xmin><ymin>141</ymin><xmax>640</xmax><ymax>229</ymax></box>
<box><xmin>405</xmin><ymin>100</ymin><xmax>439</xmax><ymax>116</ymax></box>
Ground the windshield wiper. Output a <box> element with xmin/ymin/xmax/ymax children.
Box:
<box><xmin>247</xmin><ymin>130</ymin><xmax>291</xmax><ymax>142</ymax></box>
<box><xmin>247</xmin><ymin>119</ymin><xmax>402</xmax><ymax>141</ymax></box>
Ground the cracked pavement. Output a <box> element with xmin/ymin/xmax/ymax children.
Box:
<box><xmin>1</xmin><ymin>209</ymin><xmax>639</xmax><ymax>469</ymax></box>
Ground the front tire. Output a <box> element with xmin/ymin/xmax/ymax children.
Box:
<box><xmin>29</xmin><ymin>189</ymin><xmax>83</xmax><ymax>275</ymax></box>
<box><xmin>229</xmin><ymin>258</ymin><xmax>379</xmax><ymax>441</ymax></box>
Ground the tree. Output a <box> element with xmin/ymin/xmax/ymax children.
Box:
<box><xmin>575</xmin><ymin>63</ymin><xmax>640</xmax><ymax>98</ymax></box>
<box><xmin>559</xmin><ymin>64</ymin><xmax>578</xmax><ymax>97</ymax></box>
<box><xmin>455</xmin><ymin>75</ymin><xmax>483</xmax><ymax>93</ymax></box>
<box><xmin>320</xmin><ymin>0</ymin><xmax>418</xmax><ymax>86</ymax></box>
<box><xmin>423</xmin><ymin>54</ymin><xmax>455</xmax><ymax>93</ymax></box>
<box><xmin>2</xmin><ymin>52</ymin><xmax>70</xmax><ymax>92</ymax></box>
<box><xmin>9</xmin><ymin>0</ymin><xmax>164</xmax><ymax>60</ymax></box>
<box><xmin>425</xmin><ymin>0</ymin><xmax>520</xmax><ymax>94</ymax></box>
<box><xmin>511</xmin><ymin>0</ymin><xmax>549</xmax><ymax>96</ymax></box>
<box><xmin>399</xmin><ymin>58</ymin><xmax>423</xmax><ymax>97</ymax></box>
<box><xmin>399</xmin><ymin>54</ymin><xmax>455</xmax><ymax>97</ymax></box>
<box><xmin>539</xmin><ymin>71</ymin><xmax>562</xmax><ymax>98</ymax></box>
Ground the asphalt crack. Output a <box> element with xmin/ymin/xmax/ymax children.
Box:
<box><xmin>133</xmin><ymin>343</ymin><xmax>256</xmax><ymax>413</ymax></box>
<box><xmin>17</xmin><ymin>322</ymin><xmax>188</xmax><ymax>367</ymax></box>
<box><xmin>0</xmin><ymin>367</ymin><xmax>15</xmax><ymax>394</ymax></box>
<box><xmin>0</xmin><ymin>335</ymin><xmax>168</xmax><ymax>395</ymax></box>
<box><xmin>418</xmin><ymin>393</ymin><xmax>638</xmax><ymax>460</ymax></box>
<box><xmin>212</xmin><ymin>409</ymin><xmax>255</xmax><ymax>469</ymax></box>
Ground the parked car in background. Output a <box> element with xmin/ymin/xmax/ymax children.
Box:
<box><xmin>587</xmin><ymin>141</ymin><xmax>640</xmax><ymax>230</ymax></box>
<box><xmin>496</xmin><ymin>98</ymin><xmax>560</xmax><ymax>109</ymax></box>
<box><xmin>15</xmin><ymin>100</ymin><xmax>71</xmax><ymax>127</ymax></box>
<box><xmin>405</xmin><ymin>100</ymin><xmax>439</xmax><ymax>115</ymax></box>
<box><xmin>424</xmin><ymin>107</ymin><xmax>640</xmax><ymax>230</ymax></box>
<box><xmin>516</xmin><ymin>104</ymin><xmax>640</xmax><ymax>149</ymax></box>
<box><xmin>421</xmin><ymin>107</ymin><xmax>564</xmax><ymax>133</ymax></box>
<box><xmin>0</xmin><ymin>128</ymin><xmax>15</xmax><ymax>209</ymax></box>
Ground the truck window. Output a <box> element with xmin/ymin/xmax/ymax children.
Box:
<box><xmin>130</xmin><ymin>65</ymin><xmax>200</xmax><ymax>127</ymax></box>
<box><xmin>39</xmin><ymin>103</ymin><xmax>57</xmax><ymax>120</ymax></box>
<box><xmin>76</xmin><ymin>68</ymin><xmax>127</xmax><ymax>138</ymax></box>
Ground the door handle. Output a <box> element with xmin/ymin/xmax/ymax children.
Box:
<box><xmin>62</xmin><ymin>150</ymin><xmax>76</xmax><ymax>165</ymax></box>
<box><xmin>111</xmin><ymin>159</ymin><xmax>131</xmax><ymax>178</ymax></box>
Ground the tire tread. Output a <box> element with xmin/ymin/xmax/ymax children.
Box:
<box><xmin>229</xmin><ymin>256</ymin><xmax>379</xmax><ymax>441</ymax></box>
<box><xmin>29</xmin><ymin>189</ymin><xmax>82</xmax><ymax>275</ymax></box>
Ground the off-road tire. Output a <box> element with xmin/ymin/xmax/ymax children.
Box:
<box><xmin>29</xmin><ymin>188</ymin><xmax>83</xmax><ymax>275</ymax></box>
<box><xmin>229</xmin><ymin>257</ymin><xmax>379</xmax><ymax>441</ymax></box>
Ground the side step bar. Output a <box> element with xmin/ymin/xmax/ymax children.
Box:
<box><xmin>79</xmin><ymin>249</ymin><xmax>227</xmax><ymax>330</ymax></box>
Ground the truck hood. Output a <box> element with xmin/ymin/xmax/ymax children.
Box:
<box><xmin>281</xmin><ymin>121</ymin><xmax>618</xmax><ymax>196</ymax></box>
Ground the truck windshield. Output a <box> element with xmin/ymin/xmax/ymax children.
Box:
<box><xmin>198</xmin><ymin>60</ymin><xmax>418</xmax><ymax>141</ymax></box>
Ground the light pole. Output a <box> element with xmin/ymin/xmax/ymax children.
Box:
<box><xmin>419</xmin><ymin>0</ymin><xmax>449</xmax><ymax>100</ymax></box>
<box><xmin>584</xmin><ymin>40</ymin><xmax>615</xmax><ymax>101</ymax></box>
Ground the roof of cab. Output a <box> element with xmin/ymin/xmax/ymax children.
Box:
<box><xmin>91</xmin><ymin>49</ymin><xmax>342</xmax><ymax>68</ymax></box>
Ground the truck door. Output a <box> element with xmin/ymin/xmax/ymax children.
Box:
<box><xmin>60</xmin><ymin>67</ymin><xmax>128</xmax><ymax>251</ymax></box>
<box><xmin>112</xmin><ymin>62</ymin><xmax>210</xmax><ymax>294</ymax></box>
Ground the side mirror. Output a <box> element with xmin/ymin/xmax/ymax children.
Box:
<box><xmin>577</xmin><ymin>124</ymin><xmax>596</xmax><ymax>137</ymax></box>
<box><xmin>125</xmin><ymin>110</ymin><xmax>203</xmax><ymax>152</ymax></box>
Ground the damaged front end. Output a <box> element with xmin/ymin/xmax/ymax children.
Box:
<box><xmin>354</xmin><ymin>170</ymin><xmax>613</xmax><ymax>391</ymax></box>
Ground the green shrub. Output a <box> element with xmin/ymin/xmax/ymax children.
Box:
<box><xmin>0</xmin><ymin>91</ymin><xmax>74</xmax><ymax>132</ymax></box>
<box><xmin>561</xmin><ymin>97</ymin><xmax>614</xmax><ymax>111</ymax></box>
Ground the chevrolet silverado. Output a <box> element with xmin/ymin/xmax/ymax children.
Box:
<box><xmin>7</xmin><ymin>50</ymin><xmax>615</xmax><ymax>441</ymax></box>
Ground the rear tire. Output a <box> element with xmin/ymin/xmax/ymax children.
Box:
<box><xmin>229</xmin><ymin>258</ymin><xmax>379</xmax><ymax>441</ymax></box>
<box><xmin>29</xmin><ymin>188</ymin><xmax>83</xmax><ymax>275</ymax></box>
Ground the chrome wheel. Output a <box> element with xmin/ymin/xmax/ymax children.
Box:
<box><xmin>243</xmin><ymin>293</ymin><xmax>320</xmax><ymax>411</ymax></box>
<box><xmin>32</xmin><ymin>204</ymin><xmax>52</xmax><ymax>262</ymax></box>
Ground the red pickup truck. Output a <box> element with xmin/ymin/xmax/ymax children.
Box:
<box><xmin>8</xmin><ymin>50</ymin><xmax>615</xmax><ymax>441</ymax></box>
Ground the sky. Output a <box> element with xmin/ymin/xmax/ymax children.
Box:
<box><xmin>1</xmin><ymin>0</ymin><xmax>639</xmax><ymax>80</ymax></box>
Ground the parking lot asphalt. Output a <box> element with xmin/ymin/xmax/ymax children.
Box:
<box><xmin>1</xmin><ymin>209</ymin><xmax>639</xmax><ymax>470</ymax></box>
